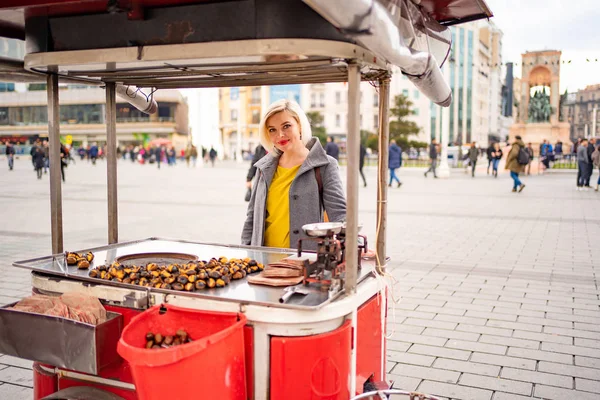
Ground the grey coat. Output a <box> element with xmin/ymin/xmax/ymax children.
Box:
<box><xmin>241</xmin><ymin>138</ymin><xmax>346</xmax><ymax>249</ymax></box>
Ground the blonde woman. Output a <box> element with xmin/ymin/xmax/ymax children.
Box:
<box><xmin>241</xmin><ymin>99</ymin><xmax>346</xmax><ymax>249</ymax></box>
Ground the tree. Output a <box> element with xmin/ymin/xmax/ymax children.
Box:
<box><xmin>306</xmin><ymin>111</ymin><xmax>327</xmax><ymax>146</ymax></box>
<box><xmin>389</xmin><ymin>94</ymin><xmax>420</xmax><ymax>145</ymax></box>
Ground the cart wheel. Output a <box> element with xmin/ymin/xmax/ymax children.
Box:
<box><xmin>350</xmin><ymin>389</ymin><xmax>445</xmax><ymax>400</ymax></box>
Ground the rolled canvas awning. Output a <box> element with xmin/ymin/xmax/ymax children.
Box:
<box><xmin>302</xmin><ymin>0</ymin><xmax>491</xmax><ymax>106</ymax></box>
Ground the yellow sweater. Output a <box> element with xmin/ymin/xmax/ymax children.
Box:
<box><xmin>264</xmin><ymin>165</ymin><xmax>301</xmax><ymax>248</ymax></box>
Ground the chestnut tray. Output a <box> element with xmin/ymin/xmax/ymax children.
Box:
<box><xmin>0</xmin><ymin>304</ymin><xmax>123</xmax><ymax>375</ymax></box>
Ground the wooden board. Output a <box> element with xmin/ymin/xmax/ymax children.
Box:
<box><xmin>247</xmin><ymin>273</ymin><xmax>303</xmax><ymax>287</ymax></box>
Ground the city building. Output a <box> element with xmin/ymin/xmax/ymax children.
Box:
<box><xmin>431</xmin><ymin>20</ymin><xmax>504</xmax><ymax>147</ymax></box>
<box><xmin>302</xmin><ymin>73</ymin><xmax>431</xmax><ymax>145</ymax></box>
<box><xmin>218</xmin><ymin>84</ymin><xmax>303</xmax><ymax>159</ymax></box>
<box><xmin>562</xmin><ymin>84</ymin><xmax>600</xmax><ymax>140</ymax></box>
<box><xmin>0</xmin><ymin>84</ymin><xmax>189</xmax><ymax>148</ymax></box>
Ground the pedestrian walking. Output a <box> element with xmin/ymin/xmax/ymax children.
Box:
<box><xmin>388</xmin><ymin>139</ymin><xmax>402</xmax><ymax>188</ymax></box>
<box><xmin>591</xmin><ymin>143</ymin><xmax>600</xmax><ymax>191</ymax></box>
<box><xmin>359</xmin><ymin>143</ymin><xmax>367</xmax><ymax>187</ymax></box>
<box><xmin>190</xmin><ymin>145</ymin><xmax>198</xmax><ymax>167</ymax></box>
<box><xmin>43</xmin><ymin>141</ymin><xmax>50</xmax><ymax>174</ymax></box>
<box><xmin>32</xmin><ymin>145</ymin><xmax>45</xmax><ymax>179</ymax></box>
<box><xmin>486</xmin><ymin>143</ymin><xmax>495</xmax><ymax>175</ymax></box>
<box><xmin>585</xmin><ymin>138</ymin><xmax>596</xmax><ymax>187</ymax></box>
<box><xmin>424</xmin><ymin>138</ymin><xmax>438</xmax><ymax>178</ymax></box>
<box><xmin>525</xmin><ymin>143</ymin><xmax>534</xmax><ymax>175</ymax></box>
<box><xmin>60</xmin><ymin>144</ymin><xmax>67</xmax><ymax>182</ymax></box>
<box><xmin>209</xmin><ymin>147</ymin><xmax>217</xmax><ymax>167</ymax></box>
<box><xmin>505</xmin><ymin>135</ymin><xmax>526</xmax><ymax>192</ymax></box>
<box><xmin>468</xmin><ymin>142</ymin><xmax>478</xmax><ymax>177</ymax></box>
<box><xmin>325</xmin><ymin>136</ymin><xmax>340</xmax><ymax>161</ymax></box>
<box><xmin>89</xmin><ymin>142</ymin><xmax>99</xmax><ymax>165</ymax></box>
<box><xmin>577</xmin><ymin>138</ymin><xmax>590</xmax><ymax>190</ymax></box>
<box><xmin>491</xmin><ymin>142</ymin><xmax>503</xmax><ymax>178</ymax></box>
<box><xmin>5</xmin><ymin>142</ymin><xmax>15</xmax><ymax>170</ymax></box>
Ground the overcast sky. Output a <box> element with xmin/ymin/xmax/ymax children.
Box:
<box><xmin>485</xmin><ymin>0</ymin><xmax>600</xmax><ymax>92</ymax></box>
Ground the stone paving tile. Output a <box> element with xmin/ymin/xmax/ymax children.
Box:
<box><xmin>389</xmin><ymin>364</ymin><xmax>460</xmax><ymax>384</ymax></box>
<box><xmin>469</xmin><ymin>353</ymin><xmax>536</xmax><ymax>370</ymax></box>
<box><xmin>500</xmin><ymin>367</ymin><xmax>573</xmax><ymax>389</ymax></box>
<box><xmin>387</xmin><ymin>352</ymin><xmax>435</xmax><ymax>367</ymax></box>
<box><xmin>389</xmin><ymin>375</ymin><xmax>422</xmax><ymax>391</ymax></box>
<box><xmin>418</xmin><ymin>380</ymin><xmax>493</xmax><ymax>400</ymax></box>
<box><xmin>544</xmin><ymin>326</ymin><xmax>600</xmax><ymax>340</ymax></box>
<box><xmin>506</xmin><ymin>348</ymin><xmax>573</xmax><ymax>364</ymax></box>
<box><xmin>0</xmin><ymin>356</ymin><xmax>32</xmax><ymax>370</ymax></box>
<box><xmin>0</xmin><ymin>367</ymin><xmax>33</xmax><ymax>387</ymax></box>
<box><xmin>422</xmin><ymin>327</ymin><xmax>480</xmax><ymax>342</ymax></box>
<box><xmin>541</xmin><ymin>342</ymin><xmax>600</xmax><ymax>357</ymax></box>
<box><xmin>512</xmin><ymin>330</ymin><xmax>573</xmax><ymax>345</ymax></box>
<box><xmin>478</xmin><ymin>334</ymin><xmax>540</xmax><ymax>350</ymax></box>
<box><xmin>433</xmin><ymin>358</ymin><xmax>500</xmax><ymax>377</ymax></box>
<box><xmin>459</xmin><ymin>373</ymin><xmax>533</xmax><ymax>396</ymax></box>
<box><xmin>456</xmin><ymin>323</ymin><xmax>513</xmax><ymax>337</ymax></box>
<box><xmin>534</xmin><ymin>385</ymin><xmax>600</xmax><ymax>400</ymax></box>
<box><xmin>575</xmin><ymin>378</ymin><xmax>600</xmax><ymax>394</ymax></box>
<box><xmin>492</xmin><ymin>392</ymin><xmax>543</xmax><ymax>400</ymax></box>
<box><xmin>445</xmin><ymin>339</ymin><xmax>507</xmax><ymax>355</ymax></box>
<box><xmin>575</xmin><ymin>355</ymin><xmax>600</xmax><ymax>369</ymax></box>
<box><xmin>407</xmin><ymin>344</ymin><xmax>471</xmax><ymax>361</ymax></box>
<box><xmin>574</xmin><ymin>337</ymin><xmax>600</xmax><ymax>349</ymax></box>
<box><xmin>0</xmin><ymin>383</ymin><xmax>34</xmax><ymax>400</ymax></box>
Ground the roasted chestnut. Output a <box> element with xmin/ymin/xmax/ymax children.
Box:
<box><xmin>209</xmin><ymin>270</ymin><xmax>222</xmax><ymax>280</ymax></box>
<box><xmin>216</xmin><ymin>278</ymin><xmax>226</xmax><ymax>288</ymax></box>
<box><xmin>184</xmin><ymin>282</ymin><xmax>194</xmax><ymax>291</ymax></box>
<box><xmin>207</xmin><ymin>278</ymin><xmax>216</xmax><ymax>288</ymax></box>
<box><xmin>195</xmin><ymin>280</ymin><xmax>206</xmax><ymax>290</ymax></box>
<box><xmin>154</xmin><ymin>334</ymin><xmax>163</xmax><ymax>345</ymax></box>
<box><xmin>163</xmin><ymin>335</ymin><xmax>174</xmax><ymax>346</ymax></box>
<box><xmin>145</xmin><ymin>340</ymin><xmax>154</xmax><ymax>349</ymax></box>
<box><xmin>171</xmin><ymin>283</ymin><xmax>184</xmax><ymax>291</ymax></box>
<box><xmin>146</xmin><ymin>332</ymin><xmax>154</xmax><ymax>341</ymax></box>
<box><xmin>177</xmin><ymin>275</ymin><xmax>189</xmax><ymax>285</ymax></box>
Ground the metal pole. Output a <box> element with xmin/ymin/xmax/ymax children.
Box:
<box><xmin>105</xmin><ymin>82</ymin><xmax>119</xmax><ymax>244</ymax></box>
<box><xmin>47</xmin><ymin>73</ymin><xmax>63</xmax><ymax>254</ymax></box>
<box><xmin>376</xmin><ymin>76</ymin><xmax>390</xmax><ymax>271</ymax></box>
<box><xmin>345</xmin><ymin>63</ymin><xmax>360</xmax><ymax>296</ymax></box>
<box><xmin>438</xmin><ymin>60</ymin><xmax>451</xmax><ymax>177</ymax></box>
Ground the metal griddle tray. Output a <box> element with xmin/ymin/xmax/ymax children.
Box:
<box><xmin>12</xmin><ymin>238</ymin><xmax>375</xmax><ymax>310</ymax></box>
<box><xmin>0</xmin><ymin>304</ymin><xmax>123</xmax><ymax>375</ymax></box>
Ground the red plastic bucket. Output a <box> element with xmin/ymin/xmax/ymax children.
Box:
<box><xmin>117</xmin><ymin>304</ymin><xmax>247</xmax><ymax>400</ymax></box>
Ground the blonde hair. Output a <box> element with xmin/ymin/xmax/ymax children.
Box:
<box><xmin>259</xmin><ymin>99</ymin><xmax>312</xmax><ymax>153</ymax></box>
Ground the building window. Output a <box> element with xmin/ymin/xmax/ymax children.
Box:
<box><xmin>373</xmin><ymin>114</ymin><xmax>379</xmax><ymax>129</ymax></box>
<box><xmin>231</xmin><ymin>109</ymin><xmax>238</xmax><ymax>121</ymax></box>
<box><xmin>230</xmin><ymin>88</ymin><xmax>239</xmax><ymax>101</ymax></box>
<box><xmin>251</xmin><ymin>110</ymin><xmax>260</xmax><ymax>124</ymax></box>
<box><xmin>335</xmin><ymin>114</ymin><xmax>341</xmax><ymax>127</ymax></box>
<box><xmin>414</xmin><ymin>90</ymin><xmax>420</xmax><ymax>99</ymax></box>
<box><xmin>335</xmin><ymin>92</ymin><xmax>341</xmax><ymax>104</ymax></box>
<box><xmin>413</xmin><ymin>109</ymin><xmax>419</xmax><ymax>116</ymax></box>
<box><xmin>319</xmin><ymin>93</ymin><xmax>325</xmax><ymax>107</ymax></box>
<box><xmin>311</xmin><ymin>93</ymin><xmax>316</xmax><ymax>108</ymax></box>
<box><xmin>373</xmin><ymin>93</ymin><xmax>379</xmax><ymax>107</ymax></box>
<box><xmin>360</xmin><ymin>114</ymin><xmax>363</xmax><ymax>127</ymax></box>
<box><xmin>402</xmin><ymin>89</ymin><xmax>409</xmax><ymax>97</ymax></box>
<box><xmin>251</xmin><ymin>87</ymin><xmax>261</xmax><ymax>104</ymax></box>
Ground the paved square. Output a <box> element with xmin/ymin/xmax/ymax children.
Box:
<box><xmin>0</xmin><ymin>158</ymin><xmax>599</xmax><ymax>399</ymax></box>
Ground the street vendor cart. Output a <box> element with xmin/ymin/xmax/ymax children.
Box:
<box><xmin>0</xmin><ymin>1</ymin><xmax>491</xmax><ymax>399</ymax></box>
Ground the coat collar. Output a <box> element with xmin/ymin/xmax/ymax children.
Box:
<box><xmin>255</xmin><ymin>138</ymin><xmax>330</xmax><ymax>186</ymax></box>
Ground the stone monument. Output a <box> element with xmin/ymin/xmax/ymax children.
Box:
<box><xmin>509</xmin><ymin>50</ymin><xmax>570</xmax><ymax>151</ymax></box>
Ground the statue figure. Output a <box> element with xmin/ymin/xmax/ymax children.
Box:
<box><xmin>527</xmin><ymin>87</ymin><xmax>552</xmax><ymax>123</ymax></box>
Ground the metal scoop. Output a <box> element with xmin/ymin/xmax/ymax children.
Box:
<box><xmin>279</xmin><ymin>285</ymin><xmax>310</xmax><ymax>304</ymax></box>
